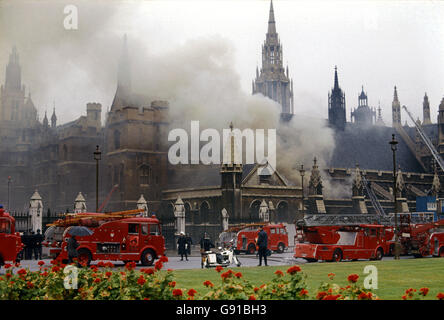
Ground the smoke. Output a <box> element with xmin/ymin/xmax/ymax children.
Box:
<box><xmin>0</xmin><ymin>0</ymin><xmax>351</xmax><ymax>198</ymax></box>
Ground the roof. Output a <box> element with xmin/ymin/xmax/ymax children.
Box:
<box><xmin>329</xmin><ymin>123</ymin><xmax>424</xmax><ymax>172</ymax></box>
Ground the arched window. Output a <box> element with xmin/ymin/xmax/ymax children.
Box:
<box><xmin>199</xmin><ymin>201</ymin><xmax>210</xmax><ymax>224</ymax></box>
<box><xmin>185</xmin><ymin>202</ymin><xmax>192</xmax><ymax>224</ymax></box>
<box><xmin>114</xmin><ymin>130</ymin><xmax>121</xmax><ymax>150</ymax></box>
<box><xmin>139</xmin><ymin>165</ymin><xmax>152</xmax><ymax>186</ymax></box>
<box><xmin>276</xmin><ymin>201</ymin><xmax>289</xmax><ymax>223</ymax></box>
<box><xmin>249</xmin><ymin>200</ymin><xmax>262</xmax><ymax>222</ymax></box>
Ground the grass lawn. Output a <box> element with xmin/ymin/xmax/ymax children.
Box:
<box><xmin>171</xmin><ymin>258</ymin><xmax>444</xmax><ymax>300</ymax></box>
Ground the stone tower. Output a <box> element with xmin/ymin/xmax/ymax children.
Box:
<box><xmin>351</xmin><ymin>86</ymin><xmax>376</xmax><ymax>127</ymax></box>
<box><xmin>438</xmin><ymin>97</ymin><xmax>444</xmax><ymax>154</ymax></box>
<box><xmin>392</xmin><ymin>86</ymin><xmax>401</xmax><ymax>127</ymax></box>
<box><xmin>328</xmin><ymin>66</ymin><xmax>346</xmax><ymax>131</ymax></box>
<box><xmin>252</xmin><ymin>0</ymin><xmax>294</xmax><ymax>120</ymax></box>
<box><xmin>51</xmin><ymin>107</ymin><xmax>57</xmax><ymax>128</ymax></box>
<box><xmin>375</xmin><ymin>102</ymin><xmax>385</xmax><ymax>126</ymax></box>
<box><xmin>105</xmin><ymin>35</ymin><xmax>169</xmax><ymax>211</ymax></box>
<box><xmin>220</xmin><ymin>123</ymin><xmax>243</xmax><ymax>222</ymax></box>
<box><xmin>423</xmin><ymin>93</ymin><xmax>431</xmax><ymax>125</ymax></box>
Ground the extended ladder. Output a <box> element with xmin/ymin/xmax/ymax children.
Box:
<box><xmin>361</xmin><ymin>175</ymin><xmax>387</xmax><ymax>216</ymax></box>
<box><xmin>403</xmin><ymin>105</ymin><xmax>444</xmax><ymax>172</ymax></box>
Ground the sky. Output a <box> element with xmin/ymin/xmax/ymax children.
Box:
<box><xmin>0</xmin><ymin>0</ymin><xmax>443</xmax><ymax>126</ymax></box>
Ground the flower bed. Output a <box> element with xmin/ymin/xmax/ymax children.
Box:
<box><xmin>0</xmin><ymin>259</ymin><xmax>442</xmax><ymax>300</ymax></box>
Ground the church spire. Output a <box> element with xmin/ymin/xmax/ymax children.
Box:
<box><xmin>111</xmin><ymin>34</ymin><xmax>132</xmax><ymax>111</ymax></box>
<box><xmin>392</xmin><ymin>86</ymin><xmax>401</xmax><ymax>126</ymax></box>
<box><xmin>268</xmin><ymin>0</ymin><xmax>276</xmax><ymax>35</ymax></box>
<box><xmin>51</xmin><ymin>101</ymin><xmax>57</xmax><ymax>128</ymax></box>
<box><xmin>334</xmin><ymin>65</ymin><xmax>339</xmax><ymax>90</ymax></box>
<box><xmin>423</xmin><ymin>92</ymin><xmax>431</xmax><ymax>125</ymax></box>
<box><xmin>5</xmin><ymin>46</ymin><xmax>22</xmax><ymax>91</ymax></box>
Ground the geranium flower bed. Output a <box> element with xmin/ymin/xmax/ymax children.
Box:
<box><xmin>0</xmin><ymin>259</ymin><xmax>442</xmax><ymax>300</ymax></box>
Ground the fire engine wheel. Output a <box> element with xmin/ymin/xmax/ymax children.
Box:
<box><xmin>331</xmin><ymin>249</ymin><xmax>342</xmax><ymax>262</ymax></box>
<box><xmin>247</xmin><ymin>244</ymin><xmax>256</xmax><ymax>255</ymax></box>
<box><xmin>276</xmin><ymin>243</ymin><xmax>285</xmax><ymax>254</ymax></box>
<box><xmin>141</xmin><ymin>249</ymin><xmax>155</xmax><ymax>266</ymax></box>
<box><xmin>77</xmin><ymin>249</ymin><xmax>92</xmax><ymax>266</ymax></box>
<box><xmin>439</xmin><ymin>247</ymin><xmax>444</xmax><ymax>257</ymax></box>
<box><xmin>375</xmin><ymin>248</ymin><xmax>383</xmax><ymax>261</ymax></box>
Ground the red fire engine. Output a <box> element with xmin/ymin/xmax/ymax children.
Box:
<box><xmin>398</xmin><ymin>216</ymin><xmax>444</xmax><ymax>258</ymax></box>
<box><xmin>294</xmin><ymin>224</ymin><xmax>394</xmax><ymax>262</ymax></box>
<box><xmin>0</xmin><ymin>205</ymin><xmax>23</xmax><ymax>266</ymax></box>
<box><xmin>47</xmin><ymin>209</ymin><xmax>165</xmax><ymax>266</ymax></box>
<box><xmin>221</xmin><ymin>223</ymin><xmax>289</xmax><ymax>254</ymax></box>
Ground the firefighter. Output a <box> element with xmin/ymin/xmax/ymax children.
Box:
<box><xmin>185</xmin><ymin>233</ymin><xmax>192</xmax><ymax>256</ymax></box>
<box><xmin>34</xmin><ymin>229</ymin><xmax>43</xmax><ymax>260</ymax></box>
<box><xmin>67</xmin><ymin>235</ymin><xmax>79</xmax><ymax>264</ymax></box>
<box><xmin>199</xmin><ymin>233</ymin><xmax>215</xmax><ymax>268</ymax></box>
<box><xmin>177</xmin><ymin>232</ymin><xmax>188</xmax><ymax>261</ymax></box>
<box><xmin>256</xmin><ymin>226</ymin><xmax>268</xmax><ymax>266</ymax></box>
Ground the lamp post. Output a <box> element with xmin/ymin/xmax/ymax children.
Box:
<box><xmin>389</xmin><ymin>134</ymin><xmax>400</xmax><ymax>260</ymax></box>
<box><xmin>93</xmin><ymin>145</ymin><xmax>102</xmax><ymax>212</ymax></box>
<box><xmin>299</xmin><ymin>164</ymin><xmax>305</xmax><ymax>214</ymax></box>
<box><xmin>7</xmin><ymin>176</ymin><xmax>11</xmax><ymax>211</ymax></box>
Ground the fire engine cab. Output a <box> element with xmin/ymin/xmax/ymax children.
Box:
<box><xmin>48</xmin><ymin>210</ymin><xmax>165</xmax><ymax>266</ymax></box>
<box><xmin>294</xmin><ymin>224</ymin><xmax>394</xmax><ymax>262</ymax></box>
<box><xmin>220</xmin><ymin>223</ymin><xmax>288</xmax><ymax>254</ymax></box>
<box><xmin>0</xmin><ymin>205</ymin><xmax>23</xmax><ymax>266</ymax></box>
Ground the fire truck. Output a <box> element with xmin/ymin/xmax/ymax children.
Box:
<box><xmin>48</xmin><ymin>209</ymin><xmax>165</xmax><ymax>266</ymax></box>
<box><xmin>294</xmin><ymin>224</ymin><xmax>394</xmax><ymax>262</ymax></box>
<box><xmin>397</xmin><ymin>215</ymin><xmax>444</xmax><ymax>258</ymax></box>
<box><xmin>220</xmin><ymin>222</ymin><xmax>289</xmax><ymax>254</ymax></box>
<box><xmin>0</xmin><ymin>205</ymin><xmax>23</xmax><ymax>266</ymax></box>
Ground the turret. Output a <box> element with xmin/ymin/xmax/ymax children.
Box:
<box><xmin>392</xmin><ymin>86</ymin><xmax>401</xmax><ymax>126</ymax></box>
<box><xmin>423</xmin><ymin>93</ymin><xmax>431</xmax><ymax>125</ymax></box>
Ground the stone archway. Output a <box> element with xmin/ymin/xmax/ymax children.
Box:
<box><xmin>249</xmin><ymin>200</ymin><xmax>262</xmax><ymax>222</ymax></box>
<box><xmin>276</xmin><ymin>201</ymin><xmax>289</xmax><ymax>223</ymax></box>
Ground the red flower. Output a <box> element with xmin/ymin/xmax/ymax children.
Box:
<box><xmin>41</xmin><ymin>271</ymin><xmax>48</xmax><ymax>277</ymax></box>
<box><xmin>235</xmin><ymin>272</ymin><xmax>242</xmax><ymax>278</ymax></box>
<box><xmin>143</xmin><ymin>268</ymin><xmax>154</xmax><ymax>275</ymax></box>
<box><xmin>17</xmin><ymin>268</ymin><xmax>27</xmax><ymax>275</ymax></box>
<box><xmin>105</xmin><ymin>262</ymin><xmax>114</xmax><ymax>268</ymax></box>
<box><xmin>221</xmin><ymin>270</ymin><xmax>233</xmax><ymax>280</ymax></box>
<box><xmin>358</xmin><ymin>292</ymin><xmax>372</xmax><ymax>300</ymax></box>
<box><xmin>90</xmin><ymin>265</ymin><xmax>98</xmax><ymax>271</ymax></box>
<box><xmin>169</xmin><ymin>281</ymin><xmax>176</xmax><ymax>288</ymax></box>
<box><xmin>137</xmin><ymin>275</ymin><xmax>146</xmax><ymax>286</ymax></box>
<box><xmin>94</xmin><ymin>278</ymin><xmax>101</xmax><ymax>283</ymax></box>
<box><xmin>203</xmin><ymin>280</ymin><xmax>214</xmax><ymax>288</ymax></box>
<box><xmin>14</xmin><ymin>262</ymin><xmax>20</xmax><ymax>267</ymax></box>
<box><xmin>299</xmin><ymin>289</ymin><xmax>309</xmax><ymax>297</ymax></box>
<box><xmin>402</xmin><ymin>295</ymin><xmax>408</xmax><ymax>300</ymax></box>
<box><xmin>167</xmin><ymin>269</ymin><xmax>173</xmax><ymax>272</ymax></box>
<box><xmin>316</xmin><ymin>291</ymin><xmax>328</xmax><ymax>300</ymax></box>
<box><xmin>125</xmin><ymin>261</ymin><xmax>137</xmax><ymax>271</ymax></box>
<box><xmin>254</xmin><ymin>287</ymin><xmax>260</xmax><ymax>293</ymax></box>
<box><xmin>5</xmin><ymin>273</ymin><xmax>12</xmax><ymax>279</ymax></box>
<box><xmin>105</xmin><ymin>271</ymin><xmax>112</xmax><ymax>277</ymax></box>
<box><xmin>187</xmin><ymin>289</ymin><xmax>197</xmax><ymax>297</ymax></box>
<box><xmin>274</xmin><ymin>270</ymin><xmax>284</xmax><ymax>277</ymax></box>
<box><xmin>437</xmin><ymin>292</ymin><xmax>444</xmax><ymax>300</ymax></box>
<box><xmin>327</xmin><ymin>272</ymin><xmax>335</xmax><ymax>279</ymax></box>
<box><xmin>26</xmin><ymin>281</ymin><xmax>34</xmax><ymax>289</ymax></box>
<box><xmin>347</xmin><ymin>274</ymin><xmax>359</xmax><ymax>283</ymax></box>
<box><xmin>172</xmin><ymin>289</ymin><xmax>183</xmax><ymax>297</ymax></box>
<box><xmin>38</xmin><ymin>261</ymin><xmax>45</xmax><ymax>266</ymax></box>
<box><xmin>248</xmin><ymin>295</ymin><xmax>256</xmax><ymax>300</ymax></box>
<box><xmin>154</xmin><ymin>261</ymin><xmax>163</xmax><ymax>271</ymax></box>
<box><xmin>287</xmin><ymin>265</ymin><xmax>301</xmax><ymax>275</ymax></box>
<box><xmin>159</xmin><ymin>256</ymin><xmax>168</xmax><ymax>263</ymax></box>
<box><xmin>4</xmin><ymin>264</ymin><xmax>12</xmax><ymax>269</ymax></box>
<box><xmin>215</xmin><ymin>266</ymin><xmax>223</xmax><ymax>273</ymax></box>
<box><xmin>97</xmin><ymin>261</ymin><xmax>105</xmax><ymax>267</ymax></box>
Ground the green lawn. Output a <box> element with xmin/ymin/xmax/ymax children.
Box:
<box><xmin>171</xmin><ymin>258</ymin><xmax>444</xmax><ymax>300</ymax></box>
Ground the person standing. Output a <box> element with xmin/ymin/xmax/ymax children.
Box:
<box><xmin>34</xmin><ymin>229</ymin><xmax>43</xmax><ymax>260</ymax></box>
<box><xmin>199</xmin><ymin>233</ymin><xmax>215</xmax><ymax>268</ymax></box>
<box><xmin>185</xmin><ymin>233</ymin><xmax>193</xmax><ymax>256</ymax></box>
<box><xmin>177</xmin><ymin>232</ymin><xmax>188</xmax><ymax>261</ymax></box>
<box><xmin>67</xmin><ymin>235</ymin><xmax>79</xmax><ymax>264</ymax></box>
<box><xmin>256</xmin><ymin>226</ymin><xmax>268</xmax><ymax>266</ymax></box>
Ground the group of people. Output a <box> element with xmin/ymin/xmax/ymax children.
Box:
<box><xmin>19</xmin><ymin>230</ymin><xmax>44</xmax><ymax>260</ymax></box>
<box><xmin>176</xmin><ymin>226</ymin><xmax>269</xmax><ymax>266</ymax></box>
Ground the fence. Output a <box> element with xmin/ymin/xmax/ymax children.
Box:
<box><xmin>10</xmin><ymin>211</ymin><xmax>65</xmax><ymax>233</ymax></box>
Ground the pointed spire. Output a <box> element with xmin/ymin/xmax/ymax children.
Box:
<box><xmin>268</xmin><ymin>0</ymin><xmax>276</xmax><ymax>34</ymax></box>
<box><xmin>43</xmin><ymin>110</ymin><xmax>48</xmax><ymax>127</ymax></box>
<box><xmin>334</xmin><ymin>65</ymin><xmax>339</xmax><ymax>90</ymax></box>
<box><xmin>51</xmin><ymin>102</ymin><xmax>57</xmax><ymax>128</ymax></box>
<box><xmin>393</xmin><ymin>86</ymin><xmax>399</xmax><ymax>102</ymax></box>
